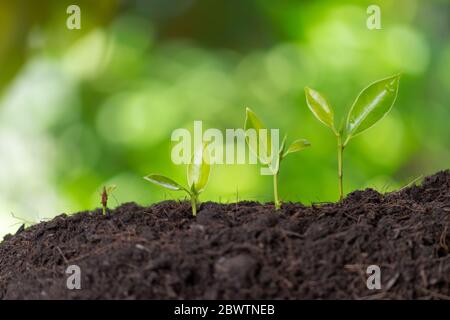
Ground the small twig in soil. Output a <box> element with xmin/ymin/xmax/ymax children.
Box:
<box><xmin>100</xmin><ymin>185</ymin><xmax>117</xmax><ymax>215</ymax></box>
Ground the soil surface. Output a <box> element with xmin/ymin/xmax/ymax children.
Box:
<box><xmin>0</xmin><ymin>171</ymin><xmax>449</xmax><ymax>299</ymax></box>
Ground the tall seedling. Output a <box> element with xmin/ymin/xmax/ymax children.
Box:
<box><xmin>245</xmin><ymin>108</ymin><xmax>310</xmax><ymax>210</ymax></box>
<box><xmin>304</xmin><ymin>74</ymin><xmax>400</xmax><ymax>200</ymax></box>
<box><xmin>144</xmin><ymin>143</ymin><xmax>211</xmax><ymax>216</ymax></box>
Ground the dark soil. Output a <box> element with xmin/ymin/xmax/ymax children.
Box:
<box><xmin>0</xmin><ymin>171</ymin><xmax>449</xmax><ymax>300</ymax></box>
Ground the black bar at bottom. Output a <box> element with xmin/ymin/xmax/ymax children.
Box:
<box><xmin>0</xmin><ymin>300</ymin><xmax>446</xmax><ymax>319</ymax></box>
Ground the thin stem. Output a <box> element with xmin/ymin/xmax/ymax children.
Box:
<box><xmin>190</xmin><ymin>194</ymin><xmax>198</xmax><ymax>216</ymax></box>
<box><xmin>337</xmin><ymin>134</ymin><xmax>344</xmax><ymax>201</ymax></box>
<box><xmin>273</xmin><ymin>173</ymin><xmax>281</xmax><ymax>210</ymax></box>
<box><xmin>101</xmin><ymin>187</ymin><xmax>107</xmax><ymax>215</ymax></box>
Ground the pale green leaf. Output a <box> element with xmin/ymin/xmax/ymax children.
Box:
<box><xmin>144</xmin><ymin>175</ymin><xmax>187</xmax><ymax>192</ymax></box>
<box><xmin>278</xmin><ymin>134</ymin><xmax>288</xmax><ymax>156</ymax></box>
<box><xmin>304</xmin><ymin>87</ymin><xmax>335</xmax><ymax>132</ymax></box>
<box><xmin>244</xmin><ymin>107</ymin><xmax>272</xmax><ymax>164</ymax></box>
<box><xmin>346</xmin><ymin>74</ymin><xmax>400</xmax><ymax>140</ymax></box>
<box><xmin>283</xmin><ymin>139</ymin><xmax>311</xmax><ymax>157</ymax></box>
<box><xmin>187</xmin><ymin>143</ymin><xmax>211</xmax><ymax>194</ymax></box>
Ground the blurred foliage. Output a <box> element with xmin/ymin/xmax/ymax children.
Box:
<box><xmin>0</xmin><ymin>0</ymin><xmax>449</xmax><ymax>237</ymax></box>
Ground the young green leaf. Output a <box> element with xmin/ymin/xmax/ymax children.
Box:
<box><xmin>243</xmin><ymin>107</ymin><xmax>311</xmax><ymax>210</ymax></box>
<box><xmin>144</xmin><ymin>174</ymin><xmax>188</xmax><ymax>192</ymax></box>
<box><xmin>278</xmin><ymin>134</ymin><xmax>288</xmax><ymax>156</ymax></box>
<box><xmin>145</xmin><ymin>145</ymin><xmax>212</xmax><ymax>217</ymax></box>
<box><xmin>187</xmin><ymin>143</ymin><xmax>211</xmax><ymax>194</ymax></box>
<box><xmin>283</xmin><ymin>139</ymin><xmax>311</xmax><ymax>158</ymax></box>
<box><xmin>244</xmin><ymin>107</ymin><xmax>272</xmax><ymax>164</ymax></box>
<box><xmin>304</xmin><ymin>87</ymin><xmax>335</xmax><ymax>132</ymax></box>
<box><xmin>346</xmin><ymin>74</ymin><xmax>400</xmax><ymax>140</ymax></box>
<box><xmin>11</xmin><ymin>212</ymin><xmax>38</xmax><ymax>228</ymax></box>
<box><xmin>304</xmin><ymin>74</ymin><xmax>400</xmax><ymax>201</ymax></box>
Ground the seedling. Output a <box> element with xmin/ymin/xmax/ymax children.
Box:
<box><xmin>305</xmin><ymin>74</ymin><xmax>400</xmax><ymax>200</ymax></box>
<box><xmin>144</xmin><ymin>143</ymin><xmax>211</xmax><ymax>216</ymax></box>
<box><xmin>100</xmin><ymin>185</ymin><xmax>117</xmax><ymax>215</ymax></box>
<box><xmin>244</xmin><ymin>108</ymin><xmax>310</xmax><ymax>210</ymax></box>
<box><xmin>10</xmin><ymin>212</ymin><xmax>39</xmax><ymax>228</ymax></box>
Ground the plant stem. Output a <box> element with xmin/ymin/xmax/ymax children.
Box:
<box><xmin>273</xmin><ymin>173</ymin><xmax>281</xmax><ymax>210</ymax></box>
<box><xmin>101</xmin><ymin>187</ymin><xmax>107</xmax><ymax>215</ymax></box>
<box><xmin>191</xmin><ymin>194</ymin><xmax>198</xmax><ymax>216</ymax></box>
<box><xmin>337</xmin><ymin>134</ymin><xmax>344</xmax><ymax>201</ymax></box>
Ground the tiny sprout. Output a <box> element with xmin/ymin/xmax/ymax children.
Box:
<box><xmin>244</xmin><ymin>107</ymin><xmax>311</xmax><ymax>210</ymax></box>
<box><xmin>101</xmin><ymin>185</ymin><xmax>117</xmax><ymax>215</ymax></box>
<box><xmin>11</xmin><ymin>212</ymin><xmax>38</xmax><ymax>228</ymax></box>
<box><xmin>305</xmin><ymin>74</ymin><xmax>400</xmax><ymax>200</ymax></box>
<box><xmin>144</xmin><ymin>143</ymin><xmax>211</xmax><ymax>216</ymax></box>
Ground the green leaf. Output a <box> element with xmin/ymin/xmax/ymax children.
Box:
<box><xmin>244</xmin><ymin>107</ymin><xmax>272</xmax><ymax>164</ymax></box>
<box><xmin>346</xmin><ymin>74</ymin><xmax>400</xmax><ymax>140</ymax></box>
<box><xmin>304</xmin><ymin>87</ymin><xmax>335</xmax><ymax>132</ymax></box>
<box><xmin>187</xmin><ymin>143</ymin><xmax>211</xmax><ymax>194</ymax></box>
<box><xmin>144</xmin><ymin>174</ymin><xmax>187</xmax><ymax>192</ymax></box>
<box><xmin>283</xmin><ymin>139</ymin><xmax>311</xmax><ymax>158</ymax></box>
<box><xmin>278</xmin><ymin>134</ymin><xmax>288</xmax><ymax>156</ymax></box>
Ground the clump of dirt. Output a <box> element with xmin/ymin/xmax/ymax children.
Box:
<box><xmin>0</xmin><ymin>171</ymin><xmax>449</xmax><ymax>299</ymax></box>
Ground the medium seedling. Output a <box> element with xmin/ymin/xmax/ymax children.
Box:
<box><xmin>144</xmin><ymin>144</ymin><xmax>211</xmax><ymax>216</ymax></box>
<box><xmin>101</xmin><ymin>185</ymin><xmax>117</xmax><ymax>215</ymax></box>
<box><xmin>244</xmin><ymin>107</ymin><xmax>310</xmax><ymax>210</ymax></box>
<box><xmin>304</xmin><ymin>74</ymin><xmax>400</xmax><ymax>200</ymax></box>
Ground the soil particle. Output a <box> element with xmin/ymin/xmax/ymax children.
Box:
<box><xmin>0</xmin><ymin>170</ymin><xmax>449</xmax><ymax>299</ymax></box>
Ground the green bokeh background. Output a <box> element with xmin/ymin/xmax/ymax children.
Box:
<box><xmin>0</xmin><ymin>0</ymin><xmax>449</xmax><ymax>237</ymax></box>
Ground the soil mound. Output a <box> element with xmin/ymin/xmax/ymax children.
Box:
<box><xmin>0</xmin><ymin>171</ymin><xmax>448</xmax><ymax>299</ymax></box>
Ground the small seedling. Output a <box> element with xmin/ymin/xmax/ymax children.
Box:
<box><xmin>244</xmin><ymin>107</ymin><xmax>310</xmax><ymax>210</ymax></box>
<box><xmin>10</xmin><ymin>212</ymin><xmax>39</xmax><ymax>228</ymax></box>
<box><xmin>144</xmin><ymin>144</ymin><xmax>211</xmax><ymax>216</ymax></box>
<box><xmin>305</xmin><ymin>74</ymin><xmax>400</xmax><ymax>200</ymax></box>
<box><xmin>100</xmin><ymin>185</ymin><xmax>117</xmax><ymax>215</ymax></box>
